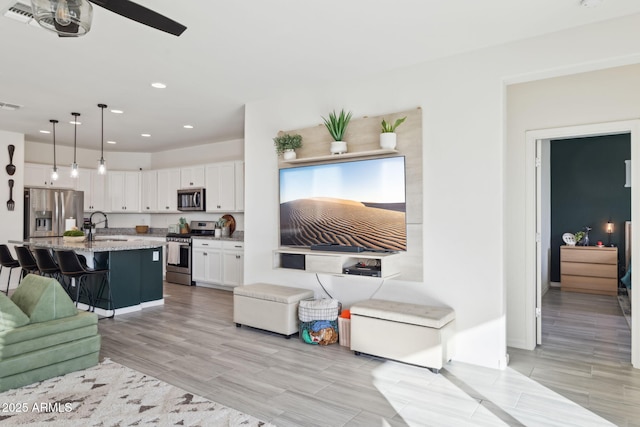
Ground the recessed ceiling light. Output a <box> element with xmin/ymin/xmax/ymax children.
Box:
<box><xmin>183</xmin><ymin>125</ymin><xmax>193</xmax><ymax>129</ymax></box>
<box><xmin>70</xmin><ymin>121</ymin><xmax>81</xmax><ymax>125</ymax></box>
<box><xmin>141</xmin><ymin>133</ymin><xmax>151</xmax><ymax>137</ymax></box>
<box><xmin>110</xmin><ymin>109</ymin><xmax>123</xmax><ymax>114</ymax></box>
<box><xmin>151</xmin><ymin>82</ymin><xmax>166</xmax><ymax>89</ymax></box>
<box><xmin>107</xmin><ymin>140</ymin><xmax>117</xmax><ymax>144</ymax></box>
<box><xmin>39</xmin><ymin>130</ymin><xmax>50</xmax><ymax>134</ymax></box>
<box><xmin>580</xmin><ymin>0</ymin><xmax>603</xmax><ymax>7</ymax></box>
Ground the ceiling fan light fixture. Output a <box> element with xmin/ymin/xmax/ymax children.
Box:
<box><xmin>30</xmin><ymin>0</ymin><xmax>93</xmax><ymax>37</ymax></box>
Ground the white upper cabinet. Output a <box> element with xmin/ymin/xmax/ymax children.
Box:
<box><xmin>24</xmin><ymin>163</ymin><xmax>75</xmax><ymax>189</ymax></box>
<box><xmin>140</xmin><ymin>170</ymin><xmax>158</xmax><ymax>212</ymax></box>
<box><xmin>180</xmin><ymin>166</ymin><xmax>205</xmax><ymax>188</ymax></box>
<box><xmin>76</xmin><ymin>168</ymin><xmax>106</xmax><ymax>212</ymax></box>
<box><xmin>109</xmin><ymin>171</ymin><xmax>140</xmax><ymax>212</ymax></box>
<box><xmin>205</xmin><ymin>162</ymin><xmax>236</xmax><ymax>212</ymax></box>
<box><xmin>156</xmin><ymin>168</ymin><xmax>181</xmax><ymax>212</ymax></box>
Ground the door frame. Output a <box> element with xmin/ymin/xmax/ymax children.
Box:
<box><xmin>525</xmin><ymin>120</ymin><xmax>640</xmax><ymax>368</ymax></box>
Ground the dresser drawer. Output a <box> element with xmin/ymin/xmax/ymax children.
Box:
<box><xmin>560</xmin><ymin>246</ymin><xmax>617</xmax><ymax>264</ymax></box>
<box><xmin>560</xmin><ymin>275</ymin><xmax>617</xmax><ymax>296</ymax></box>
<box><xmin>561</xmin><ymin>261</ymin><xmax>617</xmax><ymax>278</ymax></box>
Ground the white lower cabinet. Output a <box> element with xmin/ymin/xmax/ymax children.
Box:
<box><xmin>192</xmin><ymin>239</ymin><xmax>243</xmax><ymax>288</ymax></box>
<box><xmin>222</xmin><ymin>242</ymin><xmax>244</xmax><ymax>287</ymax></box>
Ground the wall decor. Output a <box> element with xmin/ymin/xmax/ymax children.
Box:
<box><xmin>7</xmin><ymin>179</ymin><xmax>14</xmax><ymax>211</ymax></box>
<box><xmin>6</xmin><ymin>145</ymin><xmax>15</xmax><ymax>176</ymax></box>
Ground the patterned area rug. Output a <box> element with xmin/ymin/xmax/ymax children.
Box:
<box><xmin>0</xmin><ymin>359</ymin><xmax>274</xmax><ymax>426</ymax></box>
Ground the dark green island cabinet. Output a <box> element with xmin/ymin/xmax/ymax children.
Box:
<box><xmin>20</xmin><ymin>238</ymin><xmax>166</xmax><ymax>315</ymax></box>
<box><xmin>93</xmin><ymin>248</ymin><xmax>164</xmax><ymax>310</ymax></box>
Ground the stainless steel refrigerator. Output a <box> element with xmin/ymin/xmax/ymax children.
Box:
<box><xmin>23</xmin><ymin>188</ymin><xmax>84</xmax><ymax>239</ymax></box>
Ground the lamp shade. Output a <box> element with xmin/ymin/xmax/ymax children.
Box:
<box><xmin>30</xmin><ymin>0</ymin><xmax>93</xmax><ymax>37</ymax></box>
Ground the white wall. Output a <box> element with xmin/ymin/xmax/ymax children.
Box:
<box><xmin>244</xmin><ymin>14</ymin><xmax>640</xmax><ymax>368</ymax></box>
<box><xmin>0</xmin><ymin>130</ymin><xmax>25</xmax><ymax>290</ymax></box>
<box><xmin>26</xmin><ymin>141</ymin><xmax>151</xmax><ymax>171</ymax></box>
<box><xmin>150</xmin><ymin>139</ymin><xmax>243</xmax><ymax>169</ymax></box>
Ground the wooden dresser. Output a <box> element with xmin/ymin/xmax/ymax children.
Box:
<box><xmin>560</xmin><ymin>246</ymin><xmax>618</xmax><ymax>296</ymax></box>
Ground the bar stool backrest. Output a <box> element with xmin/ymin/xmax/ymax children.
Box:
<box><xmin>0</xmin><ymin>245</ymin><xmax>18</xmax><ymax>268</ymax></box>
<box><xmin>55</xmin><ymin>250</ymin><xmax>86</xmax><ymax>277</ymax></box>
<box><xmin>15</xmin><ymin>246</ymin><xmax>38</xmax><ymax>271</ymax></box>
<box><xmin>33</xmin><ymin>248</ymin><xmax>60</xmax><ymax>275</ymax></box>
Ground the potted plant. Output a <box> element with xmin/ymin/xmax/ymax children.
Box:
<box><xmin>273</xmin><ymin>133</ymin><xmax>303</xmax><ymax>160</ymax></box>
<box><xmin>380</xmin><ymin>116</ymin><xmax>406</xmax><ymax>149</ymax></box>
<box><xmin>322</xmin><ymin>109</ymin><xmax>352</xmax><ymax>154</ymax></box>
<box><xmin>62</xmin><ymin>227</ymin><xmax>86</xmax><ymax>243</ymax></box>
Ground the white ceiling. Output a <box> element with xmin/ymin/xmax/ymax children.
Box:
<box><xmin>1</xmin><ymin>0</ymin><xmax>639</xmax><ymax>153</ymax></box>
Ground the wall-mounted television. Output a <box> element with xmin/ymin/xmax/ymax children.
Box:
<box><xmin>279</xmin><ymin>156</ymin><xmax>406</xmax><ymax>252</ymax></box>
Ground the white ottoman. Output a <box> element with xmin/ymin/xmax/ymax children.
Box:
<box><xmin>233</xmin><ymin>283</ymin><xmax>314</xmax><ymax>338</ymax></box>
<box><xmin>350</xmin><ymin>299</ymin><xmax>455</xmax><ymax>373</ymax></box>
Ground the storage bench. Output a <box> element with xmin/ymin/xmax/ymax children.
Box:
<box><xmin>233</xmin><ymin>283</ymin><xmax>314</xmax><ymax>338</ymax></box>
<box><xmin>350</xmin><ymin>299</ymin><xmax>455</xmax><ymax>373</ymax></box>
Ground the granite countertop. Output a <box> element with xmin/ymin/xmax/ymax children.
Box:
<box><xmin>189</xmin><ymin>232</ymin><xmax>244</xmax><ymax>242</ymax></box>
<box><xmin>17</xmin><ymin>237</ymin><xmax>167</xmax><ymax>253</ymax></box>
<box><xmin>93</xmin><ymin>228</ymin><xmax>244</xmax><ymax>242</ymax></box>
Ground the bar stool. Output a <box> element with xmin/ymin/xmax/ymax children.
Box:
<box><xmin>55</xmin><ymin>250</ymin><xmax>113</xmax><ymax>318</ymax></box>
<box><xmin>0</xmin><ymin>244</ymin><xmax>20</xmax><ymax>295</ymax></box>
<box><xmin>15</xmin><ymin>246</ymin><xmax>40</xmax><ymax>279</ymax></box>
<box><xmin>32</xmin><ymin>248</ymin><xmax>65</xmax><ymax>288</ymax></box>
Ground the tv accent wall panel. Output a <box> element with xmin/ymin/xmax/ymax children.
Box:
<box><xmin>277</xmin><ymin>107</ymin><xmax>423</xmax><ymax>281</ymax></box>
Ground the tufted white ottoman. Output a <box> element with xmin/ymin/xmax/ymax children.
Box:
<box><xmin>233</xmin><ymin>283</ymin><xmax>314</xmax><ymax>338</ymax></box>
<box><xmin>350</xmin><ymin>299</ymin><xmax>455</xmax><ymax>373</ymax></box>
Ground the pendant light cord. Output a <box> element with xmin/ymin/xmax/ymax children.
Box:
<box><xmin>98</xmin><ymin>103</ymin><xmax>107</xmax><ymax>161</ymax></box>
<box><xmin>72</xmin><ymin>112</ymin><xmax>79</xmax><ymax>163</ymax></box>
<box><xmin>50</xmin><ymin>119</ymin><xmax>58</xmax><ymax>168</ymax></box>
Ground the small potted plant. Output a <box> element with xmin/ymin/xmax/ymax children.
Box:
<box><xmin>63</xmin><ymin>227</ymin><xmax>86</xmax><ymax>243</ymax></box>
<box><xmin>380</xmin><ymin>116</ymin><xmax>406</xmax><ymax>149</ymax></box>
<box><xmin>273</xmin><ymin>133</ymin><xmax>303</xmax><ymax>160</ymax></box>
<box><xmin>322</xmin><ymin>109</ymin><xmax>352</xmax><ymax>154</ymax></box>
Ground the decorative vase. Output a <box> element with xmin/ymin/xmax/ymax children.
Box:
<box><xmin>380</xmin><ymin>132</ymin><xmax>397</xmax><ymax>149</ymax></box>
<box><xmin>283</xmin><ymin>149</ymin><xmax>297</xmax><ymax>161</ymax></box>
<box><xmin>330</xmin><ymin>141</ymin><xmax>347</xmax><ymax>155</ymax></box>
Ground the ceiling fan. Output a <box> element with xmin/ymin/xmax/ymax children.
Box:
<box><xmin>29</xmin><ymin>0</ymin><xmax>186</xmax><ymax>37</ymax></box>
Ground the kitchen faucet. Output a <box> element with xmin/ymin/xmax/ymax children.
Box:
<box><xmin>88</xmin><ymin>211</ymin><xmax>108</xmax><ymax>241</ymax></box>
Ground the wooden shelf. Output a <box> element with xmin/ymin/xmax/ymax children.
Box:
<box><xmin>281</xmin><ymin>149</ymin><xmax>398</xmax><ymax>164</ymax></box>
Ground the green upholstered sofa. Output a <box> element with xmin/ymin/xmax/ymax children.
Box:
<box><xmin>0</xmin><ymin>274</ymin><xmax>100</xmax><ymax>392</ymax></box>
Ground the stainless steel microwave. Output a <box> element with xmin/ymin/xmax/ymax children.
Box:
<box><xmin>177</xmin><ymin>188</ymin><xmax>206</xmax><ymax>211</ymax></box>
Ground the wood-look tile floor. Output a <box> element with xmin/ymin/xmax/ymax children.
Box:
<box><xmin>98</xmin><ymin>284</ymin><xmax>640</xmax><ymax>426</ymax></box>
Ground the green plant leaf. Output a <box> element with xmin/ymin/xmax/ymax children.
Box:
<box><xmin>323</xmin><ymin>109</ymin><xmax>352</xmax><ymax>141</ymax></box>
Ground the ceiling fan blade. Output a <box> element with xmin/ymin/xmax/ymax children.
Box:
<box><xmin>89</xmin><ymin>0</ymin><xmax>186</xmax><ymax>36</ymax></box>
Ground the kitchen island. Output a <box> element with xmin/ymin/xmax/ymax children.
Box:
<box><xmin>16</xmin><ymin>238</ymin><xmax>166</xmax><ymax>315</ymax></box>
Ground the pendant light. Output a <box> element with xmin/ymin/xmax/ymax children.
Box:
<box><xmin>50</xmin><ymin>119</ymin><xmax>59</xmax><ymax>181</ymax></box>
<box><xmin>70</xmin><ymin>112</ymin><xmax>80</xmax><ymax>178</ymax></box>
<box><xmin>97</xmin><ymin>103</ymin><xmax>107</xmax><ymax>175</ymax></box>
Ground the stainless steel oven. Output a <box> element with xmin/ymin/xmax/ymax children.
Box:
<box><xmin>166</xmin><ymin>234</ymin><xmax>192</xmax><ymax>285</ymax></box>
<box><xmin>165</xmin><ymin>220</ymin><xmax>217</xmax><ymax>286</ymax></box>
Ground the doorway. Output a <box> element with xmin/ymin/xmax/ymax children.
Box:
<box><xmin>525</xmin><ymin>120</ymin><xmax>640</xmax><ymax>368</ymax></box>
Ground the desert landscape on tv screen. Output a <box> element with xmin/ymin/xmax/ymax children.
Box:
<box><xmin>279</xmin><ymin>157</ymin><xmax>406</xmax><ymax>252</ymax></box>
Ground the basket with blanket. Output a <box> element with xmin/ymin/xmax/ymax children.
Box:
<box><xmin>298</xmin><ymin>298</ymin><xmax>341</xmax><ymax>345</ymax></box>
